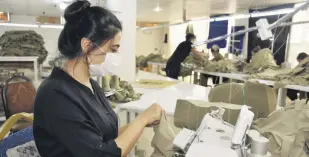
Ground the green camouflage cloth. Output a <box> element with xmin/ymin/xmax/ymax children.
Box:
<box><xmin>244</xmin><ymin>48</ymin><xmax>278</xmax><ymax>74</ymax></box>
<box><xmin>275</xmin><ymin>57</ymin><xmax>309</xmax><ymax>86</ymax></box>
<box><xmin>0</xmin><ymin>30</ymin><xmax>48</xmax><ymax>64</ymax></box>
<box><xmin>107</xmin><ymin>77</ymin><xmax>143</xmax><ymax>103</ymax></box>
<box><xmin>136</xmin><ymin>53</ymin><xmax>167</xmax><ymax>68</ymax></box>
<box><xmin>180</xmin><ymin>54</ymin><xmax>208</xmax><ymax>77</ymax></box>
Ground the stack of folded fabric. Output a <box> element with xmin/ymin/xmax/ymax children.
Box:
<box><xmin>0</xmin><ymin>30</ymin><xmax>48</xmax><ymax>66</ymax></box>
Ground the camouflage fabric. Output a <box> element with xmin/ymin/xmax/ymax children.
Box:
<box><xmin>243</xmin><ymin>48</ymin><xmax>278</xmax><ymax>74</ymax></box>
<box><xmin>108</xmin><ymin>78</ymin><xmax>142</xmax><ymax>103</ymax></box>
<box><xmin>180</xmin><ymin>54</ymin><xmax>208</xmax><ymax>77</ymax></box>
<box><xmin>136</xmin><ymin>53</ymin><xmax>167</xmax><ymax>68</ymax></box>
<box><xmin>275</xmin><ymin>57</ymin><xmax>309</xmax><ymax>86</ymax></box>
<box><xmin>0</xmin><ymin>30</ymin><xmax>48</xmax><ymax>64</ymax></box>
<box><xmin>203</xmin><ymin>59</ymin><xmax>246</xmax><ymax>73</ymax></box>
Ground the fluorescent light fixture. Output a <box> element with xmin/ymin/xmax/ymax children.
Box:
<box><xmin>59</xmin><ymin>2</ymin><xmax>68</xmax><ymax>10</ymax></box>
<box><xmin>40</xmin><ymin>24</ymin><xmax>64</xmax><ymax>29</ymax></box>
<box><xmin>0</xmin><ymin>22</ymin><xmax>64</xmax><ymax>29</ymax></box>
<box><xmin>233</xmin><ymin>14</ymin><xmax>250</xmax><ymax>19</ymax></box>
<box><xmin>0</xmin><ymin>23</ymin><xmax>38</xmax><ymax>28</ymax></box>
<box><xmin>214</xmin><ymin>14</ymin><xmax>250</xmax><ymax>21</ymax></box>
<box><xmin>189</xmin><ymin>17</ymin><xmax>214</xmax><ymax>23</ymax></box>
<box><xmin>214</xmin><ymin>16</ymin><xmax>231</xmax><ymax>21</ymax></box>
<box><xmin>251</xmin><ymin>8</ymin><xmax>294</xmax><ymax>18</ymax></box>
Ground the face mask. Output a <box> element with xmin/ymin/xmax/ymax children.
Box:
<box><xmin>89</xmin><ymin>46</ymin><xmax>122</xmax><ymax>76</ymax></box>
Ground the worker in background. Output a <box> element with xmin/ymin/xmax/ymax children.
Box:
<box><xmin>287</xmin><ymin>52</ymin><xmax>309</xmax><ymax>102</ymax></box>
<box><xmin>210</xmin><ymin>45</ymin><xmax>223</xmax><ymax>61</ymax></box>
<box><xmin>165</xmin><ymin>33</ymin><xmax>206</xmax><ymax>79</ymax></box>
<box><xmin>201</xmin><ymin>45</ymin><xmax>228</xmax><ymax>86</ymax></box>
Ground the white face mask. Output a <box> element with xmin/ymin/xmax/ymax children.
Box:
<box><xmin>88</xmin><ymin>46</ymin><xmax>122</xmax><ymax>76</ymax></box>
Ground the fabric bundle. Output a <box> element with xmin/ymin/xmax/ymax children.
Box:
<box><xmin>203</xmin><ymin>59</ymin><xmax>246</xmax><ymax>73</ymax></box>
<box><xmin>180</xmin><ymin>54</ymin><xmax>208</xmax><ymax>77</ymax></box>
<box><xmin>106</xmin><ymin>77</ymin><xmax>143</xmax><ymax>103</ymax></box>
<box><xmin>136</xmin><ymin>53</ymin><xmax>167</xmax><ymax>68</ymax></box>
<box><xmin>275</xmin><ymin>57</ymin><xmax>309</xmax><ymax>86</ymax></box>
<box><xmin>0</xmin><ymin>30</ymin><xmax>48</xmax><ymax>64</ymax></box>
<box><xmin>243</xmin><ymin>48</ymin><xmax>278</xmax><ymax>74</ymax></box>
<box><xmin>252</xmin><ymin>101</ymin><xmax>309</xmax><ymax>157</ymax></box>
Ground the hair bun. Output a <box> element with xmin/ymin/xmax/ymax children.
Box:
<box><xmin>64</xmin><ymin>0</ymin><xmax>91</xmax><ymax>23</ymax></box>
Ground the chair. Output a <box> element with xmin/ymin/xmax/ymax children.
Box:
<box><xmin>1</xmin><ymin>75</ymin><xmax>36</xmax><ymax>132</ymax></box>
<box><xmin>0</xmin><ymin>113</ymin><xmax>35</xmax><ymax>157</ymax></box>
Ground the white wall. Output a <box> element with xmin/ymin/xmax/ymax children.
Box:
<box><xmin>0</xmin><ymin>15</ymin><xmax>62</xmax><ymax>67</ymax></box>
<box><xmin>114</xmin><ymin>0</ymin><xmax>136</xmax><ymax>81</ymax></box>
<box><xmin>288</xmin><ymin>3</ymin><xmax>309</xmax><ymax>68</ymax></box>
<box><xmin>136</xmin><ymin>28</ymin><xmax>167</xmax><ymax>57</ymax></box>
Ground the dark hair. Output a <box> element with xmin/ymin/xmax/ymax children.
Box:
<box><xmin>186</xmin><ymin>33</ymin><xmax>196</xmax><ymax>41</ymax></box>
<box><xmin>297</xmin><ymin>52</ymin><xmax>308</xmax><ymax>61</ymax></box>
<box><xmin>58</xmin><ymin>0</ymin><xmax>122</xmax><ymax>59</ymax></box>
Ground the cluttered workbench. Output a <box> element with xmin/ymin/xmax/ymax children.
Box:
<box><xmin>113</xmin><ymin>70</ymin><xmax>210</xmax><ymax>157</ymax></box>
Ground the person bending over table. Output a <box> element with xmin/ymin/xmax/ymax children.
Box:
<box><xmin>33</xmin><ymin>1</ymin><xmax>163</xmax><ymax>157</ymax></box>
<box><xmin>165</xmin><ymin>33</ymin><xmax>206</xmax><ymax>79</ymax></box>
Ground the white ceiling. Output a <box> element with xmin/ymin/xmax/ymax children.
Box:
<box><xmin>137</xmin><ymin>0</ymin><xmax>305</xmax><ymax>22</ymax></box>
<box><xmin>0</xmin><ymin>0</ymin><xmax>305</xmax><ymax>22</ymax></box>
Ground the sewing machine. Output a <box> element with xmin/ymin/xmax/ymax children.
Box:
<box><xmin>173</xmin><ymin>105</ymin><xmax>270</xmax><ymax>157</ymax></box>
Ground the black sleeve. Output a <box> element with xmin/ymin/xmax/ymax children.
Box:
<box><xmin>45</xmin><ymin>89</ymin><xmax>121</xmax><ymax>157</ymax></box>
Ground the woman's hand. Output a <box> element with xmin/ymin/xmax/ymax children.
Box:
<box><xmin>139</xmin><ymin>103</ymin><xmax>163</xmax><ymax>126</ymax></box>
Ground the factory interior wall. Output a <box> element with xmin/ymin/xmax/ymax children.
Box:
<box><xmin>0</xmin><ymin>15</ymin><xmax>62</xmax><ymax>67</ymax></box>
<box><xmin>136</xmin><ymin>28</ymin><xmax>169</xmax><ymax>58</ymax></box>
<box><xmin>288</xmin><ymin>3</ymin><xmax>309</xmax><ymax>68</ymax></box>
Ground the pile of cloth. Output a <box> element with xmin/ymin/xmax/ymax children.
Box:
<box><xmin>102</xmin><ymin>75</ymin><xmax>143</xmax><ymax>104</ymax></box>
<box><xmin>180</xmin><ymin>54</ymin><xmax>208</xmax><ymax>77</ymax></box>
<box><xmin>252</xmin><ymin>101</ymin><xmax>309</xmax><ymax>157</ymax></box>
<box><xmin>275</xmin><ymin>57</ymin><xmax>309</xmax><ymax>86</ymax></box>
<box><xmin>203</xmin><ymin>59</ymin><xmax>247</xmax><ymax>73</ymax></box>
<box><xmin>243</xmin><ymin>48</ymin><xmax>278</xmax><ymax>74</ymax></box>
<box><xmin>0</xmin><ymin>30</ymin><xmax>48</xmax><ymax>65</ymax></box>
<box><xmin>136</xmin><ymin>53</ymin><xmax>167</xmax><ymax>69</ymax></box>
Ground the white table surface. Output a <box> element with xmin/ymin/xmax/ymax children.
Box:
<box><xmin>119</xmin><ymin>71</ymin><xmax>210</xmax><ymax>115</ymax></box>
<box><xmin>194</xmin><ymin>70</ymin><xmax>248</xmax><ymax>81</ymax></box>
<box><xmin>195</xmin><ymin>70</ymin><xmax>309</xmax><ymax>92</ymax></box>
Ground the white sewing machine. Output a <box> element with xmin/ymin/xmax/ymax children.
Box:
<box><xmin>173</xmin><ymin>105</ymin><xmax>268</xmax><ymax>157</ymax></box>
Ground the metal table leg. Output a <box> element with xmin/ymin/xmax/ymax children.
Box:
<box><xmin>277</xmin><ymin>88</ymin><xmax>287</xmax><ymax>109</ymax></box>
<box><xmin>219</xmin><ymin>76</ymin><xmax>223</xmax><ymax>84</ymax></box>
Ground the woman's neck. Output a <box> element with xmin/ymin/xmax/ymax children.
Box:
<box><xmin>65</xmin><ymin>58</ymin><xmax>91</xmax><ymax>85</ymax></box>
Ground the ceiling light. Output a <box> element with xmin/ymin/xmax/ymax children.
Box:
<box><xmin>251</xmin><ymin>9</ymin><xmax>294</xmax><ymax>18</ymax></box>
<box><xmin>59</xmin><ymin>2</ymin><xmax>68</xmax><ymax>10</ymax></box>
<box><xmin>214</xmin><ymin>16</ymin><xmax>231</xmax><ymax>21</ymax></box>
<box><xmin>153</xmin><ymin>3</ymin><xmax>163</xmax><ymax>12</ymax></box>
<box><xmin>0</xmin><ymin>23</ymin><xmax>38</xmax><ymax>28</ymax></box>
<box><xmin>40</xmin><ymin>24</ymin><xmax>64</xmax><ymax>29</ymax></box>
<box><xmin>233</xmin><ymin>14</ymin><xmax>250</xmax><ymax>19</ymax></box>
<box><xmin>214</xmin><ymin>14</ymin><xmax>250</xmax><ymax>21</ymax></box>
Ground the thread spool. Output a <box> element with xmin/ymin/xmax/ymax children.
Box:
<box><xmin>251</xmin><ymin>136</ymin><xmax>269</xmax><ymax>155</ymax></box>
